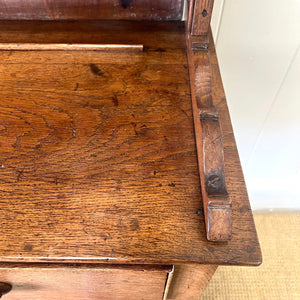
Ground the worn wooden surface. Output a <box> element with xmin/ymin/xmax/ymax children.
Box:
<box><xmin>0</xmin><ymin>0</ymin><xmax>183</xmax><ymax>21</ymax></box>
<box><xmin>167</xmin><ymin>264</ymin><xmax>217</xmax><ymax>299</ymax></box>
<box><xmin>0</xmin><ymin>20</ymin><xmax>261</xmax><ymax>266</ymax></box>
<box><xmin>0</xmin><ymin>264</ymin><xmax>171</xmax><ymax>299</ymax></box>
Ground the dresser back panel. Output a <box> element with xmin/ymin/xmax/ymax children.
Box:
<box><xmin>0</xmin><ymin>0</ymin><xmax>183</xmax><ymax>20</ymax></box>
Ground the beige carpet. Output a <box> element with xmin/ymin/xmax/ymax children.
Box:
<box><xmin>201</xmin><ymin>212</ymin><xmax>300</xmax><ymax>300</ymax></box>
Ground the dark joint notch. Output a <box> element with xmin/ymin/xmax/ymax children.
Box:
<box><xmin>208</xmin><ymin>195</ymin><xmax>231</xmax><ymax>207</ymax></box>
<box><xmin>205</xmin><ymin>173</ymin><xmax>227</xmax><ymax>195</ymax></box>
<box><xmin>191</xmin><ymin>35</ymin><xmax>209</xmax><ymax>51</ymax></box>
<box><xmin>199</xmin><ymin>107</ymin><xmax>219</xmax><ymax>120</ymax></box>
<box><xmin>192</xmin><ymin>42</ymin><xmax>209</xmax><ymax>51</ymax></box>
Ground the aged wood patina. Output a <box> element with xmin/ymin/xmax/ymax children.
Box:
<box><xmin>0</xmin><ymin>1</ymin><xmax>261</xmax><ymax>299</ymax></box>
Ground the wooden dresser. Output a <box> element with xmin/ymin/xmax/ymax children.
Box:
<box><xmin>0</xmin><ymin>1</ymin><xmax>261</xmax><ymax>299</ymax></box>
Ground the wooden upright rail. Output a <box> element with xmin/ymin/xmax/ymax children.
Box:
<box><xmin>187</xmin><ymin>0</ymin><xmax>232</xmax><ymax>242</ymax></box>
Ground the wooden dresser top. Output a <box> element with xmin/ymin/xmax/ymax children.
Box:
<box><xmin>0</xmin><ymin>20</ymin><xmax>261</xmax><ymax>266</ymax></box>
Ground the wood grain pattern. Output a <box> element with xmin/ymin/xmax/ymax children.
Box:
<box><xmin>0</xmin><ymin>20</ymin><xmax>261</xmax><ymax>266</ymax></box>
<box><xmin>0</xmin><ymin>264</ymin><xmax>171</xmax><ymax>299</ymax></box>
<box><xmin>167</xmin><ymin>264</ymin><xmax>217</xmax><ymax>299</ymax></box>
<box><xmin>191</xmin><ymin>0</ymin><xmax>215</xmax><ymax>35</ymax></box>
<box><xmin>0</xmin><ymin>0</ymin><xmax>183</xmax><ymax>21</ymax></box>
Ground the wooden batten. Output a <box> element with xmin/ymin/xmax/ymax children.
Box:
<box><xmin>187</xmin><ymin>0</ymin><xmax>232</xmax><ymax>241</ymax></box>
<box><xmin>0</xmin><ymin>43</ymin><xmax>144</xmax><ymax>52</ymax></box>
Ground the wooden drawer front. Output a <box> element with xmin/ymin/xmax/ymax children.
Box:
<box><xmin>0</xmin><ymin>266</ymin><xmax>170</xmax><ymax>300</ymax></box>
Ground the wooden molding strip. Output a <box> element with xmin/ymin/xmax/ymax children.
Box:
<box><xmin>187</xmin><ymin>34</ymin><xmax>232</xmax><ymax>242</ymax></box>
<box><xmin>0</xmin><ymin>43</ymin><xmax>143</xmax><ymax>52</ymax></box>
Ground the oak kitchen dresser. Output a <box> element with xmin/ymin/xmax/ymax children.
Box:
<box><xmin>0</xmin><ymin>0</ymin><xmax>261</xmax><ymax>299</ymax></box>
